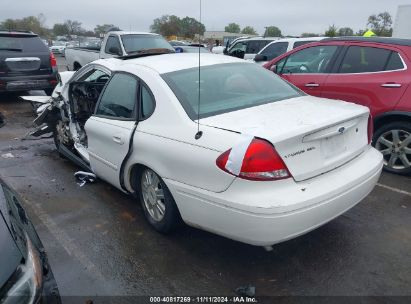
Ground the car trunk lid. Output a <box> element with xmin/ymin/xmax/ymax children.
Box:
<box><xmin>200</xmin><ymin>96</ymin><xmax>370</xmax><ymax>181</ymax></box>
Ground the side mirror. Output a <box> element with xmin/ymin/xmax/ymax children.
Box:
<box><xmin>254</xmin><ymin>54</ymin><xmax>268</xmax><ymax>62</ymax></box>
<box><xmin>108</xmin><ymin>46</ymin><xmax>121</xmax><ymax>56</ymax></box>
<box><xmin>270</xmin><ymin>65</ymin><xmax>278</xmax><ymax>74</ymax></box>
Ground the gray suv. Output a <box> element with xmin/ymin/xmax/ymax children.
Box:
<box><xmin>0</xmin><ymin>31</ymin><xmax>57</xmax><ymax>95</ymax></box>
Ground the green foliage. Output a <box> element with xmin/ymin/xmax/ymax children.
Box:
<box><xmin>150</xmin><ymin>15</ymin><xmax>205</xmax><ymax>38</ymax></box>
<box><xmin>0</xmin><ymin>15</ymin><xmax>49</xmax><ymax>37</ymax></box>
<box><xmin>264</xmin><ymin>26</ymin><xmax>282</xmax><ymax>37</ymax></box>
<box><xmin>367</xmin><ymin>12</ymin><xmax>393</xmax><ymax>37</ymax></box>
<box><xmin>325</xmin><ymin>25</ymin><xmax>338</xmax><ymax>37</ymax></box>
<box><xmin>300</xmin><ymin>33</ymin><xmax>320</xmax><ymax>38</ymax></box>
<box><xmin>53</xmin><ymin>23</ymin><xmax>69</xmax><ymax>36</ymax></box>
<box><xmin>225</xmin><ymin>23</ymin><xmax>241</xmax><ymax>34</ymax></box>
<box><xmin>180</xmin><ymin>17</ymin><xmax>205</xmax><ymax>39</ymax></box>
<box><xmin>241</xmin><ymin>26</ymin><xmax>257</xmax><ymax>35</ymax></box>
<box><xmin>64</xmin><ymin>20</ymin><xmax>84</xmax><ymax>36</ymax></box>
<box><xmin>94</xmin><ymin>24</ymin><xmax>120</xmax><ymax>36</ymax></box>
<box><xmin>338</xmin><ymin>27</ymin><xmax>354</xmax><ymax>36</ymax></box>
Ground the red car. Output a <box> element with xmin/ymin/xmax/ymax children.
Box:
<box><xmin>264</xmin><ymin>37</ymin><xmax>411</xmax><ymax>175</ymax></box>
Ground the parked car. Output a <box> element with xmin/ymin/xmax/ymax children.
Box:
<box><xmin>26</xmin><ymin>52</ymin><xmax>382</xmax><ymax>247</ymax></box>
<box><xmin>49</xmin><ymin>41</ymin><xmax>67</xmax><ymax>55</ymax></box>
<box><xmin>0</xmin><ymin>31</ymin><xmax>58</xmax><ymax>95</ymax></box>
<box><xmin>174</xmin><ymin>46</ymin><xmax>210</xmax><ymax>53</ymax></box>
<box><xmin>225</xmin><ymin>37</ymin><xmax>279</xmax><ymax>59</ymax></box>
<box><xmin>263</xmin><ymin>37</ymin><xmax>411</xmax><ymax>175</ymax></box>
<box><xmin>0</xmin><ymin>178</ymin><xmax>61</xmax><ymax>303</ymax></box>
<box><xmin>65</xmin><ymin>31</ymin><xmax>174</xmax><ymax>71</ymax></box>
<box><xmin>253</xmin><ymin>37</ymin><xmax>326</xmax><ymax>65</ymax></box>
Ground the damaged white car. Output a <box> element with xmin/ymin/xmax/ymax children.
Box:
<box><xmin>28</xmin><ymin>52</ymin><xmax>383</xmax><ymax>247</ymax></box>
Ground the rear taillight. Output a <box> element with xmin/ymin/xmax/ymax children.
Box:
<box><xmin>216</xmin><ymin>138</ymin><xmax>291</xmax><ymax>181</ymax></box>
<box><xmin>50</xmin><ymin>52</ymin><xmax>57</xmax><ymax>69</ymax></box>
<box><xmin>367</xmin><ymin>114</ymin><xmax>374</xmax><ymax>145</ymax></box>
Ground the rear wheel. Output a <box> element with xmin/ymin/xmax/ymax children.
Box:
<box><xmin>138</xmin><ymin>168</ymin><xmax>180</xmax><ymax>233</ymax></box>
<box><xmin>373</xmin><ymin>121</ymin><xmax>411</xmax><ymax>175</ymax></box>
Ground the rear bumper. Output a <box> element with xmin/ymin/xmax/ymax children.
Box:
<box><xmin>0</xmin><ymin>74</ymin><xmax>57</xmax><ymax>92</ymax></box>
<box><xmin>165</xmin><ymin>147</ymin><xmax>383</xmax><ymax>246</ymax></box>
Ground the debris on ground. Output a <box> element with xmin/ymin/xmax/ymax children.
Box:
<box><xmin>235</xmin><ymin>285</ymin><xmax>256</xmax><ymax>298</ymax></box>
<box><xmin>1</xmin><ymin>153</ymin><xmax>15</xmax><ymax>159</ymax></box>
<box><xmin>74</xmin><ymin>171</ymin><xmax>97</xmax><ymax>187</ymax></box>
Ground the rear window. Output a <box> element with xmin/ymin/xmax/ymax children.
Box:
<box><xmin>121</xmin><ymin>34</ymin><xmax>174</xmax><ymax>54</ymax></box>
<box><xmin>162</xmin><ymin>63</ymin><xmax>303</xmax><ymax>120</ymax></box>
<box><xmin>0</xmin><ymin>35</ymin><xmax>48</xmax><ymax>53</ymax></box>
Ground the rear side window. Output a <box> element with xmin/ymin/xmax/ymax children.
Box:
<box><xmin>246</xmin><ymin>40</ymin><xmax>269</xmax><ymax>54</ymax></box>
<box><xmin>385</xmin><ymin>52</ymin><xmax>405</xmax><ymax>71</ymax></box>
<box><xmin>338</xmin><ymin>46</ymin><xmax>393</xmax><ymax>73</ymax></box>
<box><xmin>140</xmin><ymin>85</ymin><xmax>155</xmax><ymax>119</ymax></box>
<box><xmin>105</xmin><ymin>36</ymin><xmax>122</xmax><ymax>55</ymax></box>
<box><xmin>96</xmin><ymin>73</ymin><xmax>137</xmax><ymax>119</ymax></box>
<box><xmin>0</xmin><ymin>36</ymin><xmax>48</xmax><ymax>52</ymax></box>
<box><xmin>261</xmin><ymin>42</ymin><xmax>288</xmax><ymax>60</ymax></box>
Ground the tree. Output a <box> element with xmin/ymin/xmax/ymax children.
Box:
<box><xmin>53</xmin><ymin>23</ymin><xmax>69</xmax><ymax>36</ymax></box>
<box><xmin>0</xmin><ymin>16</ymin><xmax>49</xmax><ymax>36</ymax></box>
<box><xmin>264</xmin><ymin>26</ymin><xmax>281</xmax><ymax>37</ymax></box>
<box><xmin>301</xmin><ymin>33</ymin><xmax>320</xmax><ymax>37</ymax></box>
<box><xmin>225</xmin><ymin>23</ymin><xmax>241</xmax><ymax>34</ymax></box>
<box><xmin>338</xmin><ymin>27</ymin><xmax>354</xmax><ymax>36</ymax></box>
<box><xmin>94</xmin><ymin>24</ymin><xmax>120</xmax><ymax>36</ymax></box>
<box><xmin>325</xmin><ymin>25</ymin><xmax>338</xmax><ymax>37</ymax></box>
<box><xmin>64</xmin><ymin>20</ymin><xmax>84</xmax><ymax>36</ymax></box>
<box><xmin>150</xmin><ymin>15</ymin><xmax>181</xmax><ymax>37</ymax></box>
<box><xmin>367</xmin><ymin>12</ymin><xmax>393</xmax><ymax>36</ymax></box>
<box><xmin>180</xmin><ymin>17</ymin><xmax>205</xmax><ymax>39</ymax></box>
<box><xmin>241</xmin><ymin>26</ymin><xmax>257</xmax><ymax>35</ymax></box>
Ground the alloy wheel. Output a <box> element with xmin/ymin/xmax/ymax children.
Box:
<box><xmin>375</xmin><ymin>129</ymin><xmax>411</xmax><ymax>170</ymax></box>
<box><xmin>141</xmin><ymin>169</ymin><xmax>166</xmax><ymax>222</ymax></box>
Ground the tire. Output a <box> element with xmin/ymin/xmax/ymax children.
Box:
<box><xmin>44</xmin><ymin>88</ymin><xmax>54</xmax><ymax>96</ymax></box>
<box><xmin>137</xmin><ymin>168</ymin><xmax>181</xmax><ymax>234</ymax></box>
<box><xmin>373</xmin><ymin>121</ymin><xmax>411</xmax><ymax>175</ymax></box>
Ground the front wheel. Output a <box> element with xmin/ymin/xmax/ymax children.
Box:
<box><xmin>373</xmin><ymin>121</ymin><xmax>411</xmax><ymax>175</ymax></box>
<box><xmin>138</xmin><ymin>168</ymin><xmax>180</xmax><ymax>233</ymax></box>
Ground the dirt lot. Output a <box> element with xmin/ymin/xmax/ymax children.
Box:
<box><xmin>0</xmin><ymin>57</ymin><xmax>410</xmax><ymax>303</ymax></box>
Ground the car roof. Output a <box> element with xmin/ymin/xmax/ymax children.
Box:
<box><xmin>0</xmin><ymin>30</ymin><xmax>37</xmax><ymax>37</ymax></box>
<box><xmin>107</xmin><ymin>31</ymin><xmax>160</xmax><ymax>36</ymax></box>
<box><xmin>99</xmin><ymin>53</ymin><xmax>247</xmax><ymax>74</ymax></box>
<box><xmin>322</xmin><ymin>36</ymin><xmax>411</xmax><ymax>47</ymax></box>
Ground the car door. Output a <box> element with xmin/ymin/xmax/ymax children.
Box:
<box><xmin>274</xmin><ymin>45</ymin><xmax>340</xmax><ymax>97</ymax></box>
<box><xmin>244</xmin><ymin>40</ymin><xmax>271</xmax><ymax>59</ymax></box>
<box><xmin>227</xmin><ymin>41</ymin><xmax>247</xmax><ymax>58</ymax></box>
<box><xmin>322</xmin><ymin>45</ymin><xmax>409</xmax><ymax>116</ymax></box>
<box><xmin>85</xmin><ymin>72</ymin><xmax>138</xmax><ymax>189</ymax></box>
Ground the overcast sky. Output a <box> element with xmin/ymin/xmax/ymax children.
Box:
<box><xmin>0</xmin><ymin>0</ymin><xmax>407</xmax><ymax>36</ymax></box>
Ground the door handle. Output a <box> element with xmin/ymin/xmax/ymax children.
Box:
<box><xmin>305</xmin><ymin>83</ymin><xmax>320</xmax><ymax>87</ymax></box>
<box><xmin>381</xmin><ymin>83</ymin><xmax>402</xmax><ymax>88</ymax></box>
<box><xmin>112</xmin><ymin>135</ymin><xmax>124</xmax><ymax>145</ymax></box>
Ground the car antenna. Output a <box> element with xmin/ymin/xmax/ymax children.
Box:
<box><xmin>195</xmin><ymin>0</ymin><xmax>203</xmax><ymax>140</ymax></box>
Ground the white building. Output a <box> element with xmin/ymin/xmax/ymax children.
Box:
<box><xmin>393</xmin><ymin>5</ymin><xmax>411</xmax><ymax>39</ymax></box>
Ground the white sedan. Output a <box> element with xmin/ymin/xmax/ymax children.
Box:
<box><xmin>28</xmin><ymin>53</ymin><xmax>383</xmax><ymax>247</ymax></box>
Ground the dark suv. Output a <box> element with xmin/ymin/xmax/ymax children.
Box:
<box><xmin>264</xmin><ymin>37</ymin><xmax>411</xmax><ymax>175</ymax></box>
<box><xmin>0</xmin><ymin>31</ymin><xmax>57</xmax><ymax>95</ymax></box>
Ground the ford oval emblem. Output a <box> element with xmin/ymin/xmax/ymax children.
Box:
<box><xmin>338</xmin><ymin>127</ymin><xmax>346</xmax><ymax>134</ymax></box>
